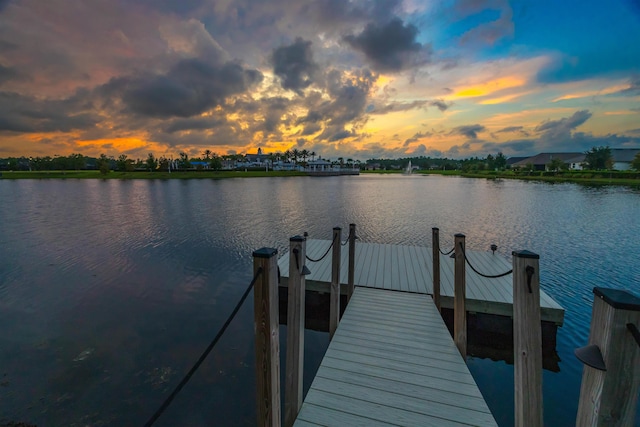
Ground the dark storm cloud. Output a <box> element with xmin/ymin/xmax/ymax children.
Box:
<box><xmin>0</xmin><ymin>0</ymin><xmax>12</xmax><ymax>11</ymax></box>
<box><xmin>0</xmin><ymin>91</ymin><xmax>98</xmax><ymax>133</ymax></box>
<box><xmin>534</xmin><ymin>110</ymin><xmax>592</xmax><ymax>139</ymax></box>
<box><xmin>163</xmin><ymin>115</ymin><xmax>228</xmax><ymax>133</ymax></box>
<box><xmin>112</xmin><ymin>58</ymin><xmax>263</xmax><ymax>118</ymax></box>
<box><xmin>451</xmin><ymin>124</ymin><xmax>486</xmax><ymax>139</ymax></box>
<box><xmin>271</xmin><ymin>38</ymin><xmax>318</xmax><ymax>95</ymax></box>
<box><xmin>403</xmin><ymin>131</ymin><xmax>432</xmax><ymax>147</ymax></box>
<box><xmin>368</xmin><ymin>100</ymin><xmax>428</xmax><ymax>115</ymax></box>
<box><xmin>343</xmin><ymin>17</ymin><xmax>431</xmax><ymax>72</ymax></box>
<box><xmin>429</xmin><ymin>99</ymin><xmax>450</xmax><ymax>111</ymax></box>
<box><xmin>496</xmin><ymin>126</ymin><xmax>523</xmax><ymax>133</ymax></box>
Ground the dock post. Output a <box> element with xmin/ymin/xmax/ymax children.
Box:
<box><xmin>285</xmin><ymin>236</ymin><xmax>307</xmax><ymax>427</ymax></box>
<box><xmin>513</xmin><ymin>250</ymin><xmax>542</xmax><ymax>427</ymax></box>
<box><xmin>453</xmin><ymin>233</ymin><xmax>466</xmax><ymax>357</ymax></box>
<box><xmin>575</xmin><ymin>288</ymin><xmax>640</xmax><ymax>426</ymax></box>
<box><xmin>432</xmin><ymin>227</ymin><xmax>441</xmax><ymax>312</ymax></box>
<box><xmin>347</xmin><ymin>223</ymin><xmax>356</xmax><ymax>303</ymax></box>
<box><xmin>253</xmin><ymin>248</ymin><xmax>281</xmax><ymax>427</ymax></box>
<box><xmin>330</xmin><ymin>227</ymin><xmax>342</xmax><ymax>340</ymax></box>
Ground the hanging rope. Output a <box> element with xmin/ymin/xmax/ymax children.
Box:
<box><xmin>306</xmin><ymin>234</ymin><xmax>337</xmax><ymax>262</ymax></box>
<box><xmin>143</xmin><ymin>268</ymin><xmax>263</xmax><ymax>427</ymax></box>
<box><xmin>341</xmin><ymin>228</ymin><xmax>355</xmax><ymax>246</ymax></box>
<box><xmin>459</xmin><ymin>243</ymin><xmax>513</xmax><ymax>279</ymax></box>
<box><xmin>439</xmin><ymin>245</ymin><xmax>454</xmax><ymax>256</ymax></box>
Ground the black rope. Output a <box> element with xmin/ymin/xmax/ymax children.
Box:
<box><xmin>459</xmin><ymin>243</ymin><xmax>513</xmax><ymax>279</ymax></box>
<box><xmin>306</xmin><ymin>234</ymin><xmax>337</xmax><ymax>262</ymax></box>
<box><xmin>143</xmin><ymin>267</ymin><xmax>263</xmax><ymax>427</ymax></box>
<box><xmin>439</xmin><ymin>245</ymin><xmax>454</xmax><ymax>256</ymax></box>
<box><xmin>341</xmin><ymin>228</ymin><xmax>355</xmax><ymax>246</ymax></box>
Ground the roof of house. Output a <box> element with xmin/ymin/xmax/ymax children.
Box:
<box><xmin>506</xmin><ymin>156</ymin><xmax>529</xmax><ymax>165</ymax></box>
<box><xmin>512</xmin><ymin>152</ymin><xmax>583</xmax><ymax>167</ymax></box>
<box><xmin>612</xmin><ymin>148</ymin><xmax>640</xmax><ymax>162</ymax></box>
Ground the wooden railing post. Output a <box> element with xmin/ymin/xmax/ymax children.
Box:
<box><xmin>347</xmin><ymin>223</ymin><xmax>356</xmax><ymax>302</ymax></box>
<box><xmin>512</xmin><ymin>250</ymin><xmax>542</xmax><ymax>427</ymax></box>
<box><xmin>432</xmin><ymin>227</ymin><xmax>441</xmax><ymax>312</ymax></box>
<box><xmin>330</xmin><ymin>227</ymin><xmax>342</xmax><ymax>340</ymax></box>
<box><xmin>253</xmin><ymin>248</ymin><xmax>281</xmax><ymax>427</ymax></box>
<box><xmin>454</xmin><ymin>233</ymin><xmax>466</xmax><ymax>357</ymax></box>
<box><xmin>576</xmin><ymin>288</ymin><xmax>640</xmax><ymax>426</ymax></box>
<box><xmin>284</xmin><ymin>236</ymin><xmax>306</xmax><ymax>427</ymax></box>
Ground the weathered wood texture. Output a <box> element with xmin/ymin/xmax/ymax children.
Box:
<box><xmin>278</xmin><ymin>240</ymin><xmax>564</xmax><ymax>325</ymax></box>
<box><xmin>253</xmin><ymin>248</ymin><xmax>281</xmax><ymax>427</ymax></box>
<box><xmin>293</xmin><ymin>287</ymin><xmax>497</xmax><ymax>426</ymax></box>
<box><xmin>347</xmin><ymin>223</ymin><xmax>356</xmax><ymax>302</ymax></box>
<box><xmin>432</xmin><ymin>227</ymin><xmax>441</xmax><ymax>312</ymax></box>
<box><xmin>454</xmin><ymin>234</ymin><xmax>466</xmax><ymax>358</ymax></box>
<box><xmin>576</xmin><ymin>288</ymin><xmax>640</xmax><ymax>426</ymax></box>
<box><xmin>512</xmin><ymin>251</ymin><xmax>543</xmax><ymax>427</ymax></box>
<box><xmin>329</xmin><ymin>228</ymin><xmax>341</xmax><ymax>340</ymax></box>
<box><xmin>285</xmin><ymin>237</ymin><xmax>306</xmax><ymax>427</ymax></box>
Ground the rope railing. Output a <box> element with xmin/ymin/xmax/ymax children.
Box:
<box><xmin>439</xmin><ymin>244</ymin><xmax>454</xmax><ymax>256</ymax></box>
<box><xmin>341</xmin><ymin>227</ymin><xmax>356</xmax><ymax>246</ymax></box>
<box><xmin>306</xmin><ymin>234</ymin><xmax>337</xmax><ymax>263</ymax></box>
<box><xmin>143</xmin><ymin>267</ymin><xmax>263</xmax><ymax>427</ymax></box>
<box><xmin>459</xmin><ymin>242</ymin><xmax>513</xmax><ymax>279</ymax></box>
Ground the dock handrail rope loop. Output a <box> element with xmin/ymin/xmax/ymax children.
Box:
<box><xmin>341</xmin><ymin>227</ymin><xmax>355</xmax><ymax>246</ymax></box>
<box><xmin>306</xmin><ymin>234</ymin><xmax>337</xmax><ymax>262</ymax></box>
<box><xmin>459</xmin><ymin>242</ymin><xmax>513</xmax><ymax>279</ymax></box>
<box><xmin>439</xmin><ymin>244</ymin><xmax>455</xmax><ymax>256</ymax></box>
<box><xmin>143</xmin><ymin>267</ymin><xmax>263</xmax><ymax>427</ymax></box>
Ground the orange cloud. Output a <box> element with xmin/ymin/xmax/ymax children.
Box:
<box><xmin>454</xmin><ymin>76</ymin><xmax>525</xmax><ymax>99</ymax></box>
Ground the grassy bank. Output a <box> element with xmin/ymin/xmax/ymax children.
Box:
<box><xmin>0</xmin><ymin>170</ymin><xmax>308</xmax><ymax>179</ymax></box>
<box><xmin>420</xmin><ymin>169</ymin><xmax>640</xmax><ymax>186</ymax></box>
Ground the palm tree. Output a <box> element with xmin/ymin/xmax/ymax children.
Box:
<box><xmin>202</xmin><ymin>149</ymin><xmax>212</xmax><ymax>160</ymax></box>
<box><xmin>284</xmin><ymin>150</ymin><xmax>293</xmax><ymax>163</ymax></box>
<box><xmin>292</xmin><ymin>148</ymin><xmax>300</xmax><ymax>164</ymax></box>
<box><xmin>301</xmin><ymin>149</ymin><xmax>309</xmax><ymax>163</ymax></box>
<box><xmin>310</xmin><ymin>151</ymin><xmax>316</xmax><ymax>162</ymax></box>
<box><xmin>347</xmin><ymin>158</ymin><xmax>353</xmax><ymax>168</ymax></box>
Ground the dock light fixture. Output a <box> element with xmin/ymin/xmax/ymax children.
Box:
<box><xmin>574</xmin><ymin>344</ymin><xmax>607</xmax><ymax>371</ymax></box>
<box><xmin>301</xmin><ymin>265</ymin><xmax>311</xmax><ymax>276</ymax></box>
<box><xmin>491</xmin><ymin>244</ymin><xmax>497</xmax><ymax>255</ymax></box>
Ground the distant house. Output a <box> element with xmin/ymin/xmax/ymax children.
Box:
<box><xmin>506</xmin><ymin>157</ymin><xmax>529</xmax><ymax>168</ymax></box>
<box><xmin>306</xmin><ymin>159</ymin><xmax>333</xmax><ymax>172</ymax></box>
<box><xmin>190</xmin><ymin>161</ymin><xmax>210</xmax><ymax>169</ymax></box>
<box><xmin>611</xmin><ymin>148</ymin><xmax>640</xmax><ymax>171</ymax></box>
<box><xmin>511</xmin><ymin>153</ymin><xmax>584</xmax><ymax>171</ymax></box>
<box><xmin>245</xmin><ymin>147</ymin><xmax>270</xmax><ymax>166</ymax></box>
<box><xmin>366</xmin><ymin>162</ymin><xmax>381</xmax><ymax>170</ymax></box>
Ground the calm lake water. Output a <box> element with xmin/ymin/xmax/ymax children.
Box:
<box><xmin>1</xmin><ymin>175</ymin><xmax>639</xmax><ymax>426</ymax></box>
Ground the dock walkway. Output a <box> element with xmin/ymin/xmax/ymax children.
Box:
<box><xmin>279</xmin><ymin>239</ymin><xmax>564</xmax><ymax>325</ymax></box>
<box><xmin>293</xmin><ymin>286</ymin><xmax>497</xmax><ymax>426</ymax></box>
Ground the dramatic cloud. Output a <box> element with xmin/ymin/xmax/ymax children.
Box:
<box><xmin>496</xmin><ymin>126</ymin><xmax>524</xmax><ymax>133</ymax></box>
<box><xmin>403</xmin><ymin>131</ymin><xmax>432</xmax><ymax>147</ymax></box>
<box><xmin>451</xmin><ymin>124</ymin><xmax>486</xmax><ymax>139</ymax></box>
<box><xmin>368</xmin><ymin>100</ymin><xmax>429</xmax><ymax>115</ymax></box>
<box><xmin>114</xmin><ymin>58</ymin><xmax>263</xmax><ymax>118</ymax></box>
<box><xmin>343</xmin><ymin>17</ymin><xmax>430</xmax><ymax>72</ymax></box>
<box><xmin>617</xmin><ymin>76</ymin><xmax>640</xmax><ymax>96</ymax></box>
<box><xmin>429</xmin><ymin>99</ymin><xmax>450</xmax><ymax>111</ymax></box>
<box><xmin>271</xmin><ymin>38</ymin><xmax>318</xmax><ymax>95</ymax></box>
<box><xmin>535</xmin><ymin>110</ymin><xmax>592</xmax><ymax>141</ymax></box>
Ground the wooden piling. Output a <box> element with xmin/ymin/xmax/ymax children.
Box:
<box><xmin>330</xmin><ymin>227</ymin><xmax>342</xmax><ymax>340</ymax></box>
<box><xmin>576</xmin><ymin>287</ymin><xmax>640</xmax><ymax>426</ymax></box>
<box><xmin>454</xmin><ymin>233</ymin><xmax>466</xmax><ymax>357</ymax></box>
<box><xmin>284</xmin><ymin>237</ymin><xmax>306</xmax><ymax>427</ymax></box>
<box><xmin>347</xmin><ymin>223</ymin><xmax>356</xmax><ymax>302</ymax></box>
<box><xmin>253</xmin><ymin>248</ymin><xmax>281</xmax><ymax>427</ymax></box>
<box><xmin>512</xmin><ymin>250</ymin><xmax>542</xmax><ymax>427</ymax></box>
<box><xmin>432</xmin><ymin>227</ymin><xmax>441</xmax><ymax>312</ymax></box>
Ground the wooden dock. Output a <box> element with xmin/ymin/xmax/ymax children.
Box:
<box><xmin>279</xmin><ymin>239</ymin><xmax>565</xmax><ymax>325</ymax></box>
<box><xmin>293</xmin><ymin>286</ymin><xmax>497</xmax><ymax>426</ymax></box>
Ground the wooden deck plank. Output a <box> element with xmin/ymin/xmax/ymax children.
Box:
<box><xmin>280</xmin><ymin>240</ymin><xmax>565</xmax><ymax>325</ymax></box>
<box><xmin>294</xmin><ymin>287</ymin><xmax>497</xmax><ymax>426</ymax></box>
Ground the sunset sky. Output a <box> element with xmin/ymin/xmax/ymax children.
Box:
<box><xmin>1</xmin><ymin>0</ymin><xmax>639</xmax><ymax>160</ymax></box>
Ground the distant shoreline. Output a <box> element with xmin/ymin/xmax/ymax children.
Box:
<box><xmin>2</xmin><ymin>169</ymin><xmax>639</xmax><ymax>186</ymax></box>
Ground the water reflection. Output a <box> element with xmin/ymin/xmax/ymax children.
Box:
<box><xmin>0</xmin><ymin>176</ymin><xmax>639</xmax><ymax>426</ymax></box>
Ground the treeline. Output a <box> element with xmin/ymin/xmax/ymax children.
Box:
<box><xmin>366</xmin><ymin>153</ymin><xmax>508</xmax><ymax>171</ymax></box>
